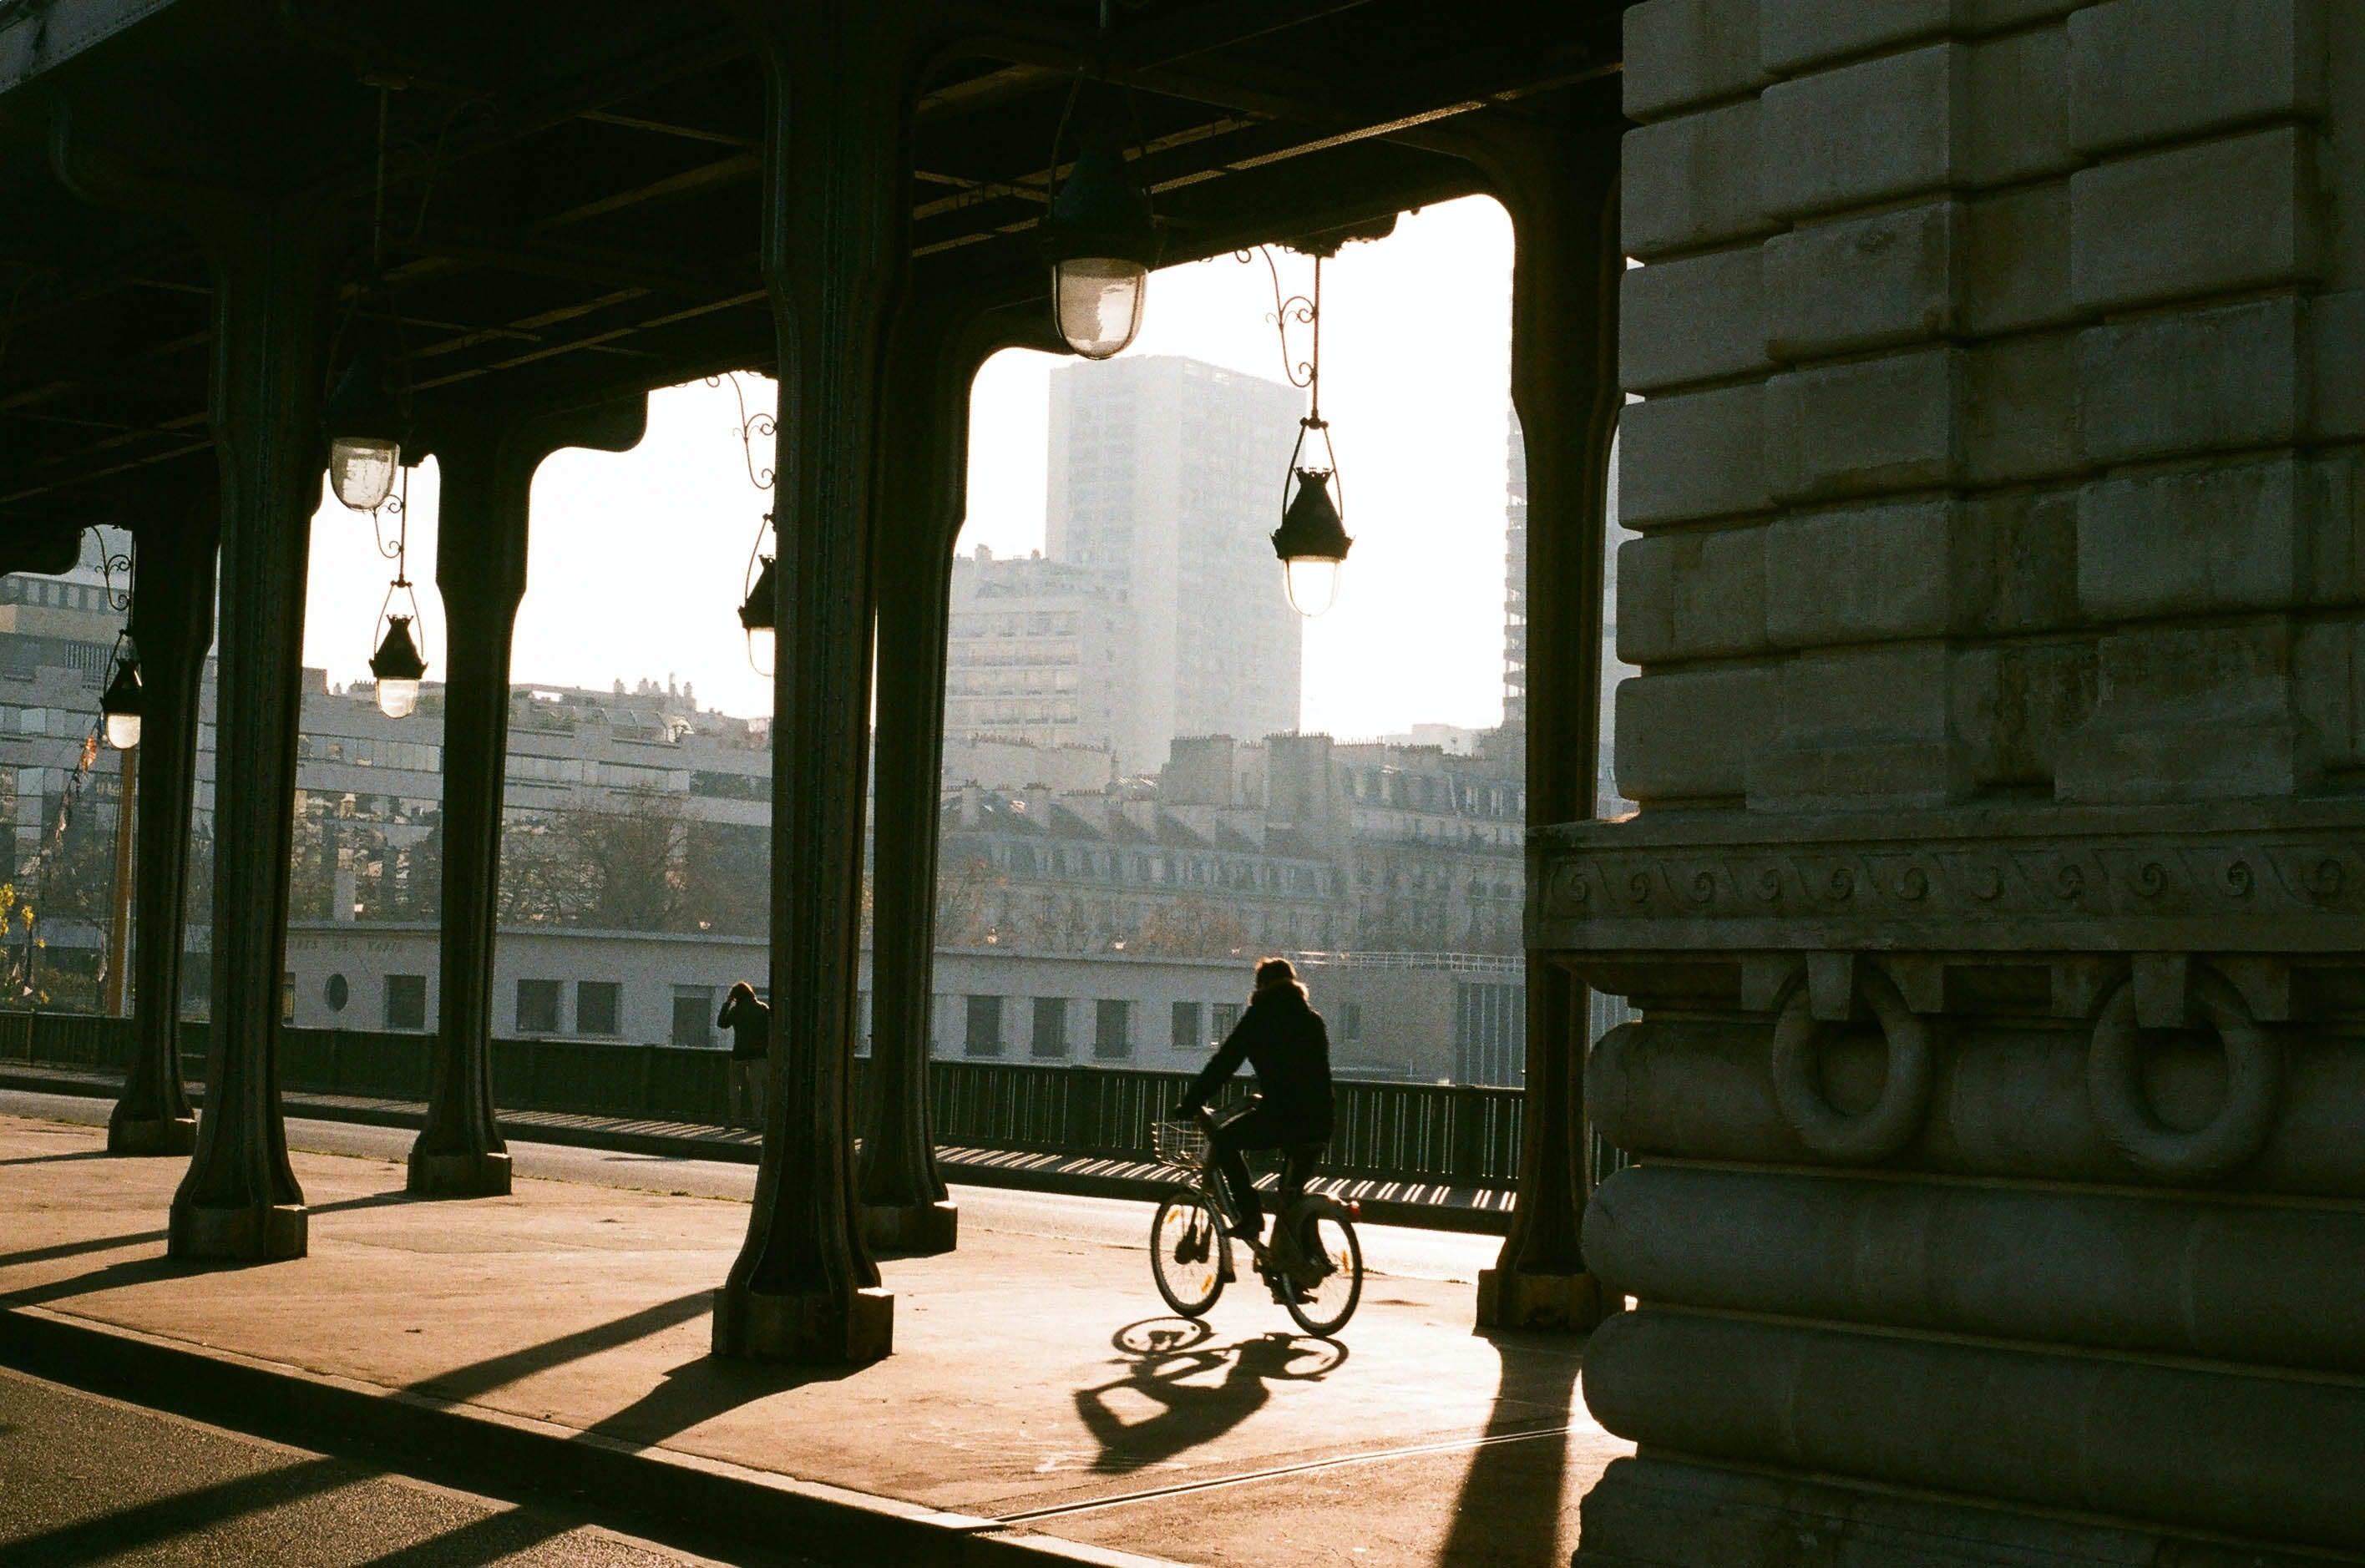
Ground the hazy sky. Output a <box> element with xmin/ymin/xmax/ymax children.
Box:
<box><xmin>299</xmin><ymin>195</ymin><xmax>1518</xmax><ymax>740</ymax></box>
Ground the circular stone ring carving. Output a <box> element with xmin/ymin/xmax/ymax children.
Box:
<box><xmin>1770</xmin><ymin>968</ymin><xmax>1934</xmax><ymax>1162</ymax></box>
<box><xmin>2087</xmin><ymin>970</ymin><xmax>2282</xmax><ymax>1182</ymax></box>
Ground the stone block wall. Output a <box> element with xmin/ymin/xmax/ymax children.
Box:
<box><xmin>1548</xmin><ymin>3</ymin><xmax>2365</xmax><ymax>1562</ymax></box>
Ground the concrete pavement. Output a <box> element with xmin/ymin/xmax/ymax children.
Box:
<box><xmin>0</xmin><ymin>1106</ymin><xmax>1620</xmax><ymax>1565</ymax></box>
<box><xmin>0</xmin><ymin>1365</ymin><xmax>771</xmax><ymax>1566</ymax></box>
<box><xmin>0</xmin><ymin>1089</ymin><xmax>1499</xmax><ymax>1285</ymax></box>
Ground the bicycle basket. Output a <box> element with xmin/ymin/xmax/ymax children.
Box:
<box><xmin>1151</xmin><ymin>1118</ymin><xmax>1209</xmax><ymax>1171</ymax></box>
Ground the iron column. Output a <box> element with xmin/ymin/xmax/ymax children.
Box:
<box><xmin>712</xmin><ymin>0</ymin><xmax>917</xmax><ymax>1363</ymax></box>
<box><xmin>107</xmin><ymin>483</ymin><xmax>217</xmax><ymax>1156</ymax></box>
<box><xmin>407</xmin><ymin>397</ymin><xmax>650</xmax><ymax>1198</ymax></box>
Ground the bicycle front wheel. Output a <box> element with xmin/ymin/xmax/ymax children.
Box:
<box><xmin>1151</xmin><ymin>1191</ymin><xmax>1228</xmax><ymax>1318</ymax></box>
<box><xmin>1283</xmin><ymin>1210</ymin><xmax>1364</xmax><ymax>1337</ymax></box>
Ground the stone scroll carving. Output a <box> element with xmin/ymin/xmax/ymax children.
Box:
<box><xmin>1532</xmin><ymin>807</ymin><xmax>2365</xmax><ymax>954</ymax></box>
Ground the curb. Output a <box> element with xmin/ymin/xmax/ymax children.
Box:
<box><xmin>0</xmin><ymin>1304</ymin><xmax>1183</xmax><ymax>1568</ymax></box>
<box><xmin>0</xmin><ymin>1066</ymin><xmax>1514</xmax><ymax>1237</ymax></box>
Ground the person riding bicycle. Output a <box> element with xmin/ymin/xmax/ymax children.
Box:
<box><xmin>1172</xmin><ymin>957</ymin><xmax>1335</xmax><ymax>1247</ymax></box>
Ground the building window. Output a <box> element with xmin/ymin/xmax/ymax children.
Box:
<box><xmin>578</xmin><ymin>981</ymin><xmax>620</xmax><ymax>1037</ymax></box>
<box><xmin>1213</xmin><ymin>1002</ymin><xmax>1241</xmax><ymax>1041</ymax></box>
<box><xmin>281</xmin><ymin>972</ymin><xmax>295</xmax><ymax>1024</ymax></box>
<box><xmin>672</xmin><ymin>986</ymin><xmax>715</xmax><ymax>1049</ymax></box>
<box><xmin>1171</xmin><ymin>1000</ymin><xmax>1203</xmax><ymax>1051</ymax></box>
<box><xmin>324</xmin><ymin>974</ymin><xmax>349</xmax><ymax>1013</ymax></box>
<box><xmin>1094</xmin><ymin>999</ymin><xmax>1132</xmax><ymax>1061</ymax></box>
<box><xmin>965</xmin><ymin>994</ymin><xmax>1005</xmax><ymax>1057</ymax></box>
<box><xmin>517</xmin><ymin>979</ymin><xmax>562</xmax><ymax>1035</ymax></box>
<box><xmin>384</xmin><ymin>974</ymin><xmax>427</xmax><ymax>1031</ymax></box>
<box><xmin>1031</xmin><ymin>997</ymin><xmax>1069</xmax><ymax>1060</ymax></box>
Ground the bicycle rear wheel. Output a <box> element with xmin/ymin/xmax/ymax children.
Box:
<box><xmin>1151</xmin><ymin>1191</ymin><xmax>1228</xmax><ymax>1318</ymax></box>
<box><xmin>1282</xmin><ymin>1209</ymin><xmax>1363</xmax><ymax>1336</ymax></box>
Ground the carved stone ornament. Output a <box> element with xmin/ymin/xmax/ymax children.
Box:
<box><xmin>1532</xmin><ymin>801</ymin><xmax>2365</xmax><ymax>955</ymax></box>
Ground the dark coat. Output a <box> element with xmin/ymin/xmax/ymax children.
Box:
<box><xmin>717</xmin><ymin>990</ymin><xmax>772</xmax><ymax>1062</ymax></box>
<box><xmin>1179</xmin><ymin>982</ymin><xmax>1334</xmax><ymax>1140</ymax></box>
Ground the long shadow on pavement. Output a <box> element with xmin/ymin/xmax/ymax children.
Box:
<box><xmin>583</xmin><ymin>1345</ymin><xmax>856</xmax><ymax>1454</ymax></box>
<box><xmin>0</xmin><ymin>1229</ymin><xmax>169</xmax><ymax>1272</ymax></box>
<box><xmin>1075</xmin><ymin>1318</ymin><xmax>1347</xmax><ymax>1476</ymax></box>
<box><xmin>0</xmin><ymin>1149</ymin><xmax>118</xmax><ymax>1167</ymax></box>
<box><xmin>0</xmin><ymin>1454</ymin><xmax>352</xmax><ymax>1568</ymax></box>
<box><xmin>1432</xmin><ymin>1328</ymin><xmax>1586</xmax><ymax>1566</ymax></box>
<box><xmin>1</xmin><ymin>1254</ymin><xmax>203</xmax><ymax>1312</ymax></box>
<box><xmin>403</xmin><ymin>1291</ymin><xmax>717</xmax><ymax>1406</ymax></box>
<box><xmin>0</xmin><ymin>1185</ymin><xmax>444</xmax><ymax>1279</ymax></box>
<box><xmin>350</xmin><ymin>1505</ymin><xmax>572</xmax><ymax>1568</ymax></box>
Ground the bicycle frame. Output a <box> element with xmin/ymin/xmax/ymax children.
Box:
<box><xmin>1182</xmin><ymin>1107</ymin><xmax>1355</xmax><ymax>1282</ymax></box>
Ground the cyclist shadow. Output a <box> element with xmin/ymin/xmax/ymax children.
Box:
<box><xmin>1074</xmin><ymin>1318</ymin><xmax>1349</xmax><ymax>1475</ymax></box>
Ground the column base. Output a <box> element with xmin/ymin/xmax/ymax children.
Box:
<box><xmin>407</xmin><ymin>1148</ymin><xmax>513</xmax><ymax>1198</ymax></box>
<box><xmin>712</xmin><ymin>1284</ymin><xmax>894</xmax><ymax>1366</ymax></box>
<box><xmin>168</xmin><ymin>1201</ymin><xmax>307</xmax><ymax>1262</ymax></box>
<box><xmin>859</xmin><ymin>1199</ymin><xmax>957</xmax><ymax>1256</ymax></box>
<box><xmin>107</xmin><ymin>1113</ymin><xmax>196</xmax><ymax>1157</ymax></box>
<box><xmin>1575</xmin><ymin>1454</ymin><xmax>2327</xmax><ymax>1568</ymax></box>
<box><xmin>1476</xmin><ymin>1266</ymin><xmax>1613</xmax><ymax>1332</ymax></box>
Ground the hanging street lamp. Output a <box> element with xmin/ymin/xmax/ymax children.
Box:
<box><xmin>327</xmin><ymin>74</ymin><xmax>409</xmax><ymax>513</ymax></box>
<box><xmin>1039</xmin><ymin>108</ymin><xmax>1162</xmax><ymax>359</ymax></box>
<box><xmin>1274</xmin><ymin>458</ymin><xmax>1351</xmax><ymax>617</ymax></box>
<box><xmin>324</xmin><ymin>334</ymin><xmax>404</xmax><ymax>512</ymax></box>
<box><xmin>738</xmin><ymin>553</ymin><xmax>777</xmax><ymax>670</ymax></box>
<box><xmin>1038</xmin><ymin>4</ymin><xmax>1161</xmax><ymax>362</ymax></box>
<box><xmin>707</xmin><ymin>374</ymin><xmax>780</xmax><ymax>677</ymax></box>
<box><xmin>1244</xmin><ymin>245</ymin><xmax>1354</xmax><ymax>615</ymax></box>
<box><xmin>368</xmin><ymin>614</ymin><xmax>427</xmax><ymax>718</ymax></box>
<box><xmin>99</xmin><ymin>641</ymin><xmax>144</xmax><ymax>750</ymax></box>
<box><xmin>366</xmin><ymin>466</ymin><xmax>427</xmax><ymax>718</ymax></box>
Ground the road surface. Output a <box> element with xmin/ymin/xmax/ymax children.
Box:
<box><xmin>0</xmin><ymin>1365</ymin><xmax>789</xmax><ymax>1566</ymax></box>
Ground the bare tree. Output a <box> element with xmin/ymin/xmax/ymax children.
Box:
<box><xmin>497</xmin><ymin>792</ymin><xmax>691</xmax><ymax>933</ymax></box>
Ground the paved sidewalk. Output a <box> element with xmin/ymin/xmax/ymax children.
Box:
<box><xmin>0</xmin><ymin>1062</ymin><xmax>1517</xmax><ymax>1234</ymax></box>
<box><xmin>0</xmin><ymin>1112</ymin><xmax>1618</xmax><ymax>1566</ymax></box>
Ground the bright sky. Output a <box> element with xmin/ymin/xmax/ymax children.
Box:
<box><xmin>299</xmin><ymin>195</ymin><xmax>1518</xmax><ymax>739</ymax></box>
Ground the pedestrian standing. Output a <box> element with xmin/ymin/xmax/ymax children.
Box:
<box><xmin>718</xmin><ymin>980</ymin><xmax>772</xmax><ymax>1130</ymax></box>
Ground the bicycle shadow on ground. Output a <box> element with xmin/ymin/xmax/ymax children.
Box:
<box><xmin>1073</xmin><ymin>1317</ymin><xmax>1348</xmax><ymax>1475</ymax></box>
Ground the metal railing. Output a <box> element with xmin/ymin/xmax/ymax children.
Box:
<box><xmin>3</xmin><ymin>1008</ymin><xmax>1653</xmax><ymax>1193</ymax></box>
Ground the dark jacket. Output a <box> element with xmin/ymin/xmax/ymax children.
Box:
<box><xmin>718</xmin><ymin>990</ymin><xmax>772</xmax><ymax>1062</ymax></box>
<box><xmin>1179</xmin><ymin>982</ymin><xmax>1334</xmax><ymax>1140</ymax></box>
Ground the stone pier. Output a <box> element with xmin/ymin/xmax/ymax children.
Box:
<box><xmin>1554</xmin><ymin>2</ymin><xmax>2365</xmax><ymax>1561</ymax></box>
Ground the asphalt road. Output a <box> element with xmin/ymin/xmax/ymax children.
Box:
<box><xmin>0</xmin><ymin>1366</ymin><xmax>790</xmax><ymax>1567</ymax></box>
<box><xmin>0</xmin><ymin>1088</ymin><xmax>1499</xmax><ymax>1285</ymax></box>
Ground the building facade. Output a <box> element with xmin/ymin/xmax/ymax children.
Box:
<box><xmin>280</xmin><ymin>920</ymin><xmax>1528</xmax><ymax>1085</ymax></box>
<box><xmin>941</xmin><ymin>547</ymin><xmax>1135</xmax><ymax>758</ymax></box>
<box><xmin>1042</xmin><ymin>355</ymin><xmax>1305</xmax><ymax>775</ymax></box>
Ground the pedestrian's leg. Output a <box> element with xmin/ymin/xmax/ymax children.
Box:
<box><xmin>728</xmin><ymin>1062</ymin><xmax>742</xmax><ymax>1127</ymax></box>
<box><xmin>1212</xmin><ymin>1128</ymin><xmax>1262</xmax><ymax>1240</ymax></box>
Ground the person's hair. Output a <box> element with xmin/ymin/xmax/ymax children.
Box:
<box><xmin>1253</xmin><ymin>957</ymin><xmax>1296</xmax><ymax>992</ymax></box>
<box><xmin>727</xmin><ymin>980</ymin><xmax>757</xmax><ymax>1004</ymax></box>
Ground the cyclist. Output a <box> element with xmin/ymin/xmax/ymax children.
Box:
<box><xmin>1172</xmin><ymin>956</ymin><xmax>1335</xmax><ymax>1249</ymax></box>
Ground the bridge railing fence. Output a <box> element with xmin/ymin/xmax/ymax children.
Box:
<box><xmin>2</xmin><ymin>1009</ymin><xmax>1660</xmax><ymax>1191</ymax></box>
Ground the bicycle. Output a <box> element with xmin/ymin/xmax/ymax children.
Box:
<box><xmin>1147</xmin><ymin>1105</ymin><xmax>1365</xmax><ymax>1336</ymax></box>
